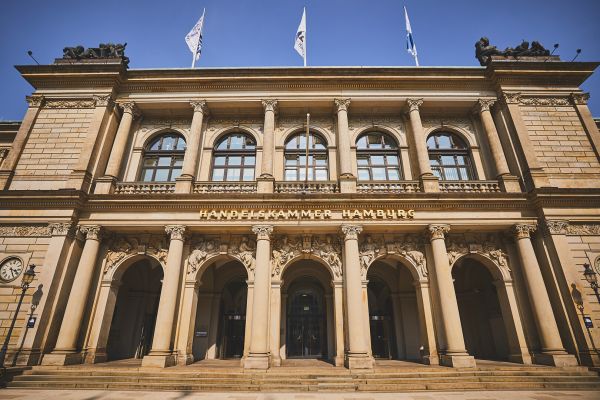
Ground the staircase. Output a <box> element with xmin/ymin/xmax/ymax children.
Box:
<box><xmin>8</xmin><ymin>361</ymin><xmax>600</xmax><ymax>392</ymax></box>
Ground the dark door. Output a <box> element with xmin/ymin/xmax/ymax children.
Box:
<box><xmin>287</xmin><ymin>289</ymin><xmax>325</xmax><ymax>358</ymax></box>
<box><xmin>370</xmin><ymin>315</ymin><xmax>391</xmax><ymax>358</ymax></box>
<box><xmin>220</xmin><ymin>314</ymin><xmax>245</xmax><ymax>359</ymax></box>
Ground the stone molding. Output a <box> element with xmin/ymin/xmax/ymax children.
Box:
<box><xmin>165</xmin><ymin>225</ymin><xmax>186</xmax><ymax>241</ymax></box>
<box><xmin>271</xmin><ymin>234</ymin><xmax>343</xmax><ymax>279</ymax></box>
<box><xmin>190</xmin><ymin>100</ymin><xmax>208</xmax><ymax>114</ymax></box>
<box><xmin>512</xmin><ymin>224</ymin><xmax>536</xmax><ymax>240</ymax></box>
<box><xmin>103</xmin><ymin>234</ymin><xmax>168</xmax><ymax>275</ymax></box>
<box><xmin>334</xmin><ymin>98</ymin><xmax>351</xmax><ymax>112</ymax></box>
<box><xmin>428</xmin><ymin>224</ymin><xmax>450</xmax><ymax>241</ymax></box>
<box><xmin>44</xmin><ymin>98</ymin><xmax>96</xmax><ymax>109</ymax></box>
<box><xmin>79</xmin><ymin>225</ymin><xmax>102</xmax><ymax>241</ymax></box>
<box><xmin>25</xmin><ymin>95</ymin><xmax>45</xmax><ymax>108</ymax></box>
<box><xmin>446</xmin><ymin>233</ymin><xmax>511</xmax><ymax>279</ymax></box>
<box><xmin>358</xmin><ymin>234</ymin><xmax>427</xmax><ymax>280</ymax></box>
<box><xmin>0</xmin><ymin>225</ymin><xmax>51</xmax><ymax>237</ymax></box>
<box><xmin>261</xmin><ymin>99</ymin><xmax>278</xmax><ymax>113</ymax></box>
<box><xmin>406</xmin><ymin>98</ymin><xmax>423</xmax><ymax>112</ymax></box>
<box><xmin>187</xmin><ymin>234</ymin><xmax>256</xmax><ymax>277</ymax></box>
<box><xmin>499</xmin><ymin>91</ymin><xmax>578</xmax><ymax>107</ymax></box>
<box><xmin>341</xmin><ymin>224</ymin><xmax>362</xmax><ymax>240</ymax></box>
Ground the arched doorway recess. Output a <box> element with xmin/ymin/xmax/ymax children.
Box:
<box><xmin>106</xmin><ymin>258</ymin><xmax>162</xmax><ymax>361</ymax></box>
<box><xmin>453</xmin><ymin>257</ymin><xmax>510</xmax><ymax>361</ymax></box>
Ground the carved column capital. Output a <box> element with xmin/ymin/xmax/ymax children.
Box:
<box><xmin>542</xmin><ymin>219</ymin><xmax>569</xmax><ymax>236</ymax></box>
<box><xmin>92</xmin><ymin>94</ymin><xmax>114</xmax><ymax>108</ymax></box>
<box><xmin>341</xmin><ymin>224</ymin><xmax>363</xmax><ymax>240</ymax></box>
<box><xmin>261</xmin><ymin>99</ymin><xmax>278</xmax><ymax>113</ymax></box>
<box><xmin>512</xmin><ymin>224</ymin><xmax>537</xmax><ymax>240</ymax></box>
<box><xmin>119</xmin><ymin>101</ymin><xmax>140</xmax><ymax>117</ymax></box>
<box><xmin>474</xmin><ymin>98</ymin><xmax>496</xmax><ymax>114</ymax></box>
<box><xmin>165</xmin><ymin>225</ymin><xmax>186</xmax><ymax>241</ymax></box>
<box><xmin>26</xmin><ymin>94</ymin><xmax>45</xmax><ymax>108</ymax></box>
<box><xmin>0</xmin><ymin>148</ymin><xmax>8</xmax><ymax>159</ymax></box>
<box><xmin>499</xmin><ymin>91</ymin><xmax>522</xmax><ymax>106</ymax></box>
<box><xmin>334</xmin><ymin>98</ymin><xmax>351</xmax><ymax>113</ymax></box>
<box><xmin>49</xmin><ymin>222</ymin><xmax>75</xmax><ymax>237</ymax></box>
<box><xmin>406</xmin><ymin>98</ymin><xmax>423</xmax><ymax>112</ymax></box>
<box><xmin>427</xmin><ymin>224</ymin><xmax>450</xmax><ymax>241</ymax></box>
<box><xmin>252</xmin><ymin>224</ymin><xmax>273</xmax><ymax>240</ymax></box>
<box><xmin>190</xmin><ymin>100</ymin><xmax>208</xmax><ymax>114</ymax></box>
<box><xmin>79</xmin><ymin>225</ymin><xmax>102</xmax><ymax>241</ymax></box>
<box><xmin>570</xmin><ymin>92</ymin><xmax>590</xmax><ymax>105</ymax></box>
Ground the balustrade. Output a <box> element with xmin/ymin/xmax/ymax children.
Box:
<box><xmin>439</xmin><ymin>180</ymin><xmax>501</xmax><ymax>193</ymax></box>
<box><xmin>356</xmin><ymin>181</ymin><xmax>421</xmax><ymax>193</ymax></box>
<box><xmin>114</xmin><ymin>182</ymin><xmax>175</xmax><ymax>194</ymax></box>
<box><xmin>274</xmin><ymin>181</ymin><xmax>338</xmax><ymax>193</ymax></box>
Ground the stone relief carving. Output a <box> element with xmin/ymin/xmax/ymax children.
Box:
<box><xmin>44</xmin><ymin>99</ymin><xmax>96</xmax><ymax>109</ymax></box>
<box><xmin>446</xmin><ymin>233</ymin><xmax>511</xmax><ymax>278</ymax></box>
<box><xmin>519</xmin><ymin>97</ymin><xmax>571</xmax><ymax>107</ymax></box>
<box><xmin>270</xmin><ymin>234</ymin><xmax>342</xmax><ymax>279</ymax></box>
<box><xmin>0</xmin><ymin>225</ymin><xmax>52</xmax><ymax>237</ymax></box>
<box><xmin>103</xmin><ymin>235</ymin><xmax>168</xmax><ymax>274</ymax></box>
<box><xmin>26</xmin><ymin>95</ymin><xmax>45</xmax><ymax>108</ymax></box>
<box><xmin>347</xmin><ymin>117</ymin><xmax>405</xmax><ymax>135</ymax></box>
<box><xmin>566</xmin><ymin>224</ymin><xmax>600</xmax><ymax>236</ymax></box>
<box><xmin>276</xmin><ymin>116</ymin><xmax>333</xmax><ymax>133</ymax></box>
<box><xmin>48</xmin><ymin>222</ymin><xmax>75</xmax><ymax>237</ymax></box>
<box><xmin>187</xmin><ymin>235</ymin><xmax>257</xmax><ymax>277</ymax></box>
<box><xmin>358</xmin><ymin>234</ymin><xmax>427</xmax><ymax>280</ymax></box>
<box><xmin>421</xmin><ymin>118</ymin><xmax>475</xmax><ymax>136</ymax></box>
<box><xmin>570</xmin><ymin>93</ymin><xmax>590</xmax><ymax>105</ymax></box>
<box><xmin>542</xmin><ymin>220</ymin><xmax>569</xmax><ymax>235</ymax></box>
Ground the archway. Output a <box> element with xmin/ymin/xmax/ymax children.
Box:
<box><xmin>453</xmin><ymin>257</ymin><xmax>510</xmax><ymax>361</ymax></box>
<box><xmin>367</xmin><ymin>259</ymin><xmax>421</xmax><ymax>361</ymax></box>
<box><xmin>106</xmin><ymin>258</ymin><xmax>163</xmax><ymax>361</ymax></box>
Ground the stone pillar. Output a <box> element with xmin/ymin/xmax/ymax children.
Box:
<box><xmin>95</xmin><ymin>102</ymin><xmax>139</xmax><ymax>194</ymax></box>
<box><xmin>325</xmin><ymin>293</ymin><xmax>335</xmax><ymax>361</ymax></box>
<box><xmin>269</xmin><ymin>279</ymin><xmax>282</xmax><ymax>366</ymax></box>
<box><xmin>84</xmin><ymin>280</ymin><xmax>121</xmax><ymax>364</ymax></box>
<box><xmin>257</xmin><ymin>100</ymin><xmax>277</xmax><ymax>193</ymax></box>
<box><xmin>43</xmin><ymin>226</ymin><xmax>102</xmax><ymax>366</ymax></box>
<box><xmin>142</xmin><ymin>225</ymin><xmax>186</xmax><ymax>367</ymax></box>
<box><xmin>243</xmin><ymin>225</ymin><xmax>273</xmax><ymax>369</ymax></box>
<box><xmin>473</xmin><ymin>99</ymin><xmax>520</xmax><ymax>192</ymax></box>
<box><xmin>332</xmin><ymin>281</ymin><xmax>345</xmax><ymax>366</ymax></box>
<box><xmin>512</xmin><ymin>224</ymin><xmax>578</xmax><ymax>366</ymax></box>
<box><xmin>427</xmin><ymin>224</ymin><xmax>475</xmax><ymax>367</ymax></box>
<box><xmin>341</xmin><ymin>224</ymin><xmax>373</xmax><ymax>369</ymax></box>
<box><xmin>391</xmin><ymin>293</ymin><xmax>406</xmax><ymax>359</ymax></box>
<box><xmin>570</xmin><ymin>93</ymin><xmax>600</xmax><ymax>160</ymax></box>
<box><xmin>493</xmin><ymin>280</ymin><xmax>531</xmax><ymax>364</ymax></box>
<box><xmin>176</xmin><ymin>280</ymin><xmax>200</xmax><ymax>365</ymax></box>
<box><xmin>334</xmin><ymin>99</ymin><xmax>357</xmax><ymax>193</ymax></box>
<box><xmin>243</xmin><ymin>281</ymin><xmax>254</xmax><ymax>358</ymax></box>
<box><xmin>414</xmin><ymin>281</ymin><xmax>439</xmax><ymax>365</ymax></box>
<box><xmin>0</xmin><ymin>95</ymin><xmax>44</xmax><ymax>189</ymax></box>
<box><xmin>176</xmin><ymin>100</ymin><xmax>208</xmax><ymax>193</ymax></box>
<box><xmin>406</xmin><ymin>99</ymin><xmax>438</xmax><ymax>192</ymax></box>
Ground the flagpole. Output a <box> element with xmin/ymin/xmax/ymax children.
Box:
<box><xmin>305</xmin><ymin>113</ymin><xmax>310</xmax><ymax>189</ymax></box>
<box><xmin>303</xmin><ymin>7</ymin><xmax>307</xmax><ymax>67</ymax></box>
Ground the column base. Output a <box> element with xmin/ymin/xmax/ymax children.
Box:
<box><xmin>243</xmin><ymin>353</ymin><xmax>270</xmax><ymax>369</ymax></box>
<box><xmin>94</xmin><ymin>176</ymin><xmax>117</xmax><ymax>194</ymax></box>
<box><xmin>533</xmin><ymin>352</ymin><xmax>578</xmax><ymax>367</ymax></box>
<box><xmin>508</xmin><ymin>352</ymin><xmax>532</xmax><ymax>365</ymax></box>
<box><xmin>339</xmin><ymin>175</ymin><xmax>357</xmax><ymax>193</ymax></box>
<box><xmin>12</xmin><ymin>349</ymin><xmax>41</xmax><ymax>366</ymax></box>
<box><xmin>420</xmin><ymin>174</ymin><xmax>439</xmax><ymax>192</ymax></box>
<box><xmin>177</xmin><ymin>353</ymin><xmax>195</xmax><ymax>366</ymax></box>
<box><xmin>498</xmin><ymin>174</ymin><xmax>521</xmax><ymax>193</ymax></box>
<box><xmin>41</xmin><ymin>351</ymin><xmax>83</xmax><ymax>366</ymax></box>
<box><xmin>421</xmin><ymin>353</ymin><xmax>440</xmax><ymax>366</ymax></box>
<box><xmin>174</xmin><ymin>175</ymin><xmax>194</xmax><ymax>194</ymax></box>
<box><xmin>345</xmin><ymin>353</ymin><xmax>374</xmax><ymax>369</ymax></box>
<box><xmin>439</xmin><ymin>353</ymin><xmax>476</xmax><ymax>368</ymax></box>
<box><xmin>257</xmin><ymin>176</ymin><xmax>274</xmax><ymax>193</ymax></box>
<box><xmin>333</xmin><ymin>355</ymin><xmax>345</xmax><ymax>367</ymax></box>
<box><xmin>141</xmin><ymin>352</ymin><xmax>177</xmax><ymax>368</ymax></box>
<box><xmin>83</xmin><ymin>349</ymin><xmax>108</xmax><ymax>364</ymax></box>
<box><xmin>270</xmin><ymin>355</ymin><xmax>282</xmax><ymax>367</ymax></box>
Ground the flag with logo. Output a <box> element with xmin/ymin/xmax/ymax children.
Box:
<box><xmin>294</xmin><ymin>8</ymin><xmax>307</xmax><ymax>66</ymax></box>
<box><xmin>404</xmin><ymin>6</ymin><xmax>419</xmax><ymax>66</ymax></box>
<box><xmin>185</xmin><ymin>8</ymin><xmax>205</xmax><ymax>68</ymax></box>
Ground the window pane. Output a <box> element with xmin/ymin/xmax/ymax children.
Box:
<box><xmin>285</xmin><ymin>157</ymin><xmax>297</xmax><ymax>166</ymax></box>
<box><xmin>158</xmin><ymin>157</ymin><xmax>171</xmax><ymax>166</ymax></box>
<box><xmin>356</xmin><ymin>136</ymin><xmax>368</xmax><ymax>149</ymax></box>
<box><xmin>441</xmin><ymin>155</ymin><xmax>456</xmax><ymax>165</ymax></box>
<box><xmin>388</xmin><ymin>168</ymin><xmax>400</xmax><ymax>180</ymax></box>
<box><xmin>436</xmin><ymin>135</ymin><xmax>451</xmax><ymax>149</ymax></box>
<box><xmin>170</xmin><ymin>168</ymin><xmax>181</xmax><ymax>181</ymax></box>
<box><xmin>459</xmin><ymin>167</ymin><xmax>469</xmax><ymax>180</ymax></box>
<box><xmin>358</xmin><ymin>169</ymin><xmax>370</xmax><ymax>180</ymax></box>
<box><xmin>298</xmin><ymin>168</ymin><xmax>306</xmax><ymax>181</ymax></box>
<box><xmin>286</xmin><ymin>136</ymin><xmax>298</xmax><ymax>149</ymax></box>
<box><xmin>315</xmin><ymin>169</ymin><xmax>327</xmax><ymax>180</ymax></box>
<box><xmin>212</xmin><ymin>169</ymin><xmax>224</xmax><ymax>181</ymax></box>
<box><xmin>161</xmin><ymin>136</ymin><xmax>175</xmax><ymax>150</ymax></box>
<box><xmin>371</xmin><ymin>155</ymin><xmax>385</xmax><ymax>165</ymax></box>
<box><xmin>176</xmin><ymin>138</ymin><xmax>186</xmax><ymax>150</ymax></box>
<box><xmin>315</xmin><ymin>157</ymin><xmax>327</xmax><ymax>166</ymax></box>
<box><xmin>244</xmin><ymin>156</ymin><xmax>256</xmax><ymax>166</ymax></box>
<box><xmin>357</xmin><ymin>157</ymin><xmax>368</xmax><ymax>166</ymax></box>
<box><xmin>244</xmin><ymin>136</ymin><xmax>256</xmax><ymax>149</ymax></box>
<box><xmin>227</xmin><ymin>168</ymin><xmax>241</xmax><ymax>181</ymax></box>
<box><xmin>285</xmin><ymin>169</ymin><xmax>297</xmax><ymax>181</ymax></box>
<box><xmin>444</xmin><ymin>168</ymin><xmax>459</xmax><ymax>180</ymax></box>
<box><xmin>229</xmin><ymin>156</ymin><xmax>242</xmax><ymax>166</ymax></box>
<box><xmin>432</xmin><ymin>169</ymin><xmax>441</xmax><ymax>179</ymax></box>
<box><xmin>142</xmin><ymin>169</ymin><xmax>154</xmax><ymax>181</ymax></box>
<box><xmin>155</xmin><ymin>169</ymin><xmax>169</xmax><ymax>181</ymax></box>
<box><xmin>426</xmin><ymin>136</ymin><xmax>436</xmax><ymax>149</ymax></box>
<box><xmin>372</xmin><ymin>168</ymin><xmax>386</xmax><ymax>180</ymax></box>
<box><xmin>243</xmin><ymin>168</ymin><xmax>254</xmax><ymax>181</ymax></box>
<box><xmin>368</xmin><ymin>134</ymin><xmax>383</xmax><ymax>149</ymax></box>
<box><xmin>144</xmin><ymin>158</ymin><xmax>157</xmax><ymax>166</ymax></box>
<box><xmin>229</xmin><ymin>135</ymin><xmax>243</xmax><ymax>149</ymax></box>
<box><xmin>173</xmin><ymin>158</ymin><xmax>183</xmax><ymax>167</ymax></box>
<box><xmin>214</xmin><ymin>156</ymin><xmax>226</xmax><ymax>166</ymax></box>
<box><xmin>430</xmin><ymin>158</ymin><xmax>440</xmax><ymax>166</ymax></box>
<box><xmin>386</xmin><ymin>155</ymin><xmax>399</xmax><ymax>165</ymax></box>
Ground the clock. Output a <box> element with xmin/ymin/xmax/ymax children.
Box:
<box><xmin>0</xmin><ymin>258</ymin><xmax>24</xmax><ymax>283</ymax></box>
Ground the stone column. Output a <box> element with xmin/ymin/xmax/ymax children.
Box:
<box><xmin>243</xmin><ymin>225</ymin><xmax>273</xmax><ymax>369</ymax></box>
<box><xmin>332</xmin><ymin>281</ymin><xmax>345</xmax><ymax>366</ymax></box>
<box><xmin>142</xmin><ymin>225</ymin><xmax>186</xmax><ymax>367</ymax></box>
<box><xmin>427</xmin><ymin>224</ymin><xmax>475</xmax><ymax>367</ymax></box>
<box><xmin>414</xmin><ymin>281</ymin><xmax>439</xmax><ymax>365</ymax></box>
<box><xmin>84</xmin><ymin>280</ymin><xmax>121</xmax><ymax>364</ymax></box>
<box><xmin>406</xmin><ymin>99</ymin><xmax>438</xmax><ymax>192</ymax></box>
<box><xmin>473</xmin><ymin>99</ymin><xmax>520</xmax><ymax>192</ymax></box>
<box><xmin>43</xmin><ymin>226</ymin><xmax>102</xmax><ymax>366</ymax></box>
<box><xmin>257</xmin><ymin>100</ymin><xmax>277</xmax><ymax>193</ymax></box>
<box><xmin>341</xmin><ymin>224</ymin><xmax>373</xmax><ymax>369</ymax></box>
<box><xmin>493</xmin><ymin>280</ymin><xmax>531</xmax><ymax>364</ymax></box>
<box><xmin>176</xmin><ymin>100</ymin><xmax>208</xmax><ymax>193</ymax></box>
<box><xmin>269</xmin><ymin>279</ymin><xmax>282</xmax><ymax>366</ymax></box>
<box><xmin>512</xmin><ymin>224</ymin><xmax>578</xmax><ymax>366</ymax></box>
<box><xmin>95</xmin><ymin>102</ymin><xmax>139</xmax><ymax>194</ymax></box>
<box><xmin>391</xmin><ymin>293</ymin><xmax>406</xmax><ymax>359</ymax></box>
<box><xmin>334</xmin><ymin>99</ymin><xmax>357</xmax><ymax>193</ymax></box>
<box><xmin>175</xmin><ymin>280</ymin><xmax>200</xmax><ymax>365</ymax></box>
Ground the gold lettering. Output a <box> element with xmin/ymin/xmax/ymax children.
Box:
<box><xmin>218</xmin><ymin>211</ymin><xmax>228</xmax><ymax>220</ymax></box>
<box><xmin>363</xmin><ymin>210</ymin><xmax>375</xmax><ymax>219</ymax></box>
<box><xmin>352</xmin><ymin>210</ymin><xmax>362</xmax><ymax>219</ymax></box>
<box><xmin>387</xmin><ymin>210</ymin><xmax>396</xmax><ymax>219</ymax></box>
<box><xmin>277</xmin><ymin>210</ymin><xmax>286</xmax><ymax>219</ymax></box>
<box><xmin>230</xmin><ymin>211</ymin><xmax>239</xmax><ymax>219</ymax></box>
<box><xmin>408</xmin><ymin>209</ymin><xmax>415</xmax><ymax>218</ymax></box>
<box><xmin>376</xmin><ymin>210</ymin><xmax>385</xmax><ymax>218</ymax></box>
<box><xmin>342</xmin><ymin>209</ymin><xmax>351</xmax><ymax>218</ymax></box>
<box><xmin>323</xmin><ymin>210</ymin><xmax>332</xmax><ymax>219</ymax></box>
<box><xmin>398</xmin><ymin>209</ymin><xmax>407</xmax><ymax>219</ymax></box>
<box><xmin>301</xmin><ymin>210</ymin><xmax>312</xmax><ymax>219</ymax></box>
<box><xmin>241</xmin><ymin>210</ymin><xmax>249</xmax><ymax>219</ymax></box>
<box><xmin>199</xmin><ymin>210</ymin><xmax>208</xmax><ymax>218</ymax></box>
<box><xmin>315</xmin><ymin>210</ymin><xmax>322</xmax><ymax>219</ymax></box>
<box><xmin>208</xmin><ymin>210</ymin><xmax>218</xmax><ymax>219</ymax></box>
<box><xmin>288</xmin><ymin>210</ymin><xmax>299</xmax><ymax>219</ymax></box>
<box><xmin>257</xmin><ymin>210</ymin><xmax>265</xmax><ymax>219</ymax></box>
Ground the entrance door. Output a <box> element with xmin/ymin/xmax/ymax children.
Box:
<box><xmin>287</xmin><ymin>285</ymin><xmax>325</xmax><ymax>358</ymax></box>
<box><xmin>370</xmin><ymin>316</ymin><xmax>391</xmax><ymax>358</ymax></box>
<box><xmin>220</xmin><ymin>314</ymin><xmax>245</xmax><ymax>358</ymax></box>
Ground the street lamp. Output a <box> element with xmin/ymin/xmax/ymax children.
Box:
<box><xmin>0</xmin><ymin>264</ymin><xmax>36</xmax><ymax>367</ymax></box>
<box><xmin>582</xmin><ymin>263</ymin><xmax>600</xmax><ymax>303</ymax></box>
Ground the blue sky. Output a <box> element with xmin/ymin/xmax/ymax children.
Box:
<box><xmin>1</xmin><ymin>0</ymin><xmax>599</xmax><ymax>120</ymax></box>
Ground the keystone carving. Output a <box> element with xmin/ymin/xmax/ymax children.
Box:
<box><xmin>187</xmin><ymin>235</ymin><xmax>257</xmax><ymax>277</ymax></box>
<box><xmin>446</xmin><ymin>233</ymin><xmax>511</xmax><ymax>279</ymax></box>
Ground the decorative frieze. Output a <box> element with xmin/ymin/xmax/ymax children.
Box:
<box><xmin>25</xmin><ymin>95</ymin><xmax>45</xmax><ymax>108</ymax></box>
<box><xmin>187</xmin><ymin>234</ymin><xmax>256</xmax><ymax>276</ymax></box>
<box><xmin>92</xmin><ymin>94</ymin><xmax>114</xmax><ymax>107</ymax></box>
<box><xmin>44</xmin><ymin>98</ymin><xmax>96</xmax><ymax>109</ymax></box>
<box><xmin>271</xmin><ymin>234</ymin><xmax>343</xmax><ymax>279</ymax></box>
<box><xmin>48</xmin><ymin>222</ymin><xmax>75</xmax><ymax>237</ymax></box>
<box><xmin>519</xmin><ymin>97</ymin><xmax>571</xmax><ymax>106</ymax></box>
<box><xmin>421</xmin><ymin>117</ymin><xmax>475</xmax><ymax>136</ymax></box>
<box><xmin>104</xmin><ymin>235</ymin><xmax>168</xmax><ymax>274</ymax></box>
<box><xmin>0</xmin><ymin>225</ymin><xmax>51</xmax><ymax>237</ymax></box>
<box><xmin>542</xmin><ymin>220</ymin><xmax>569</xmax><ymax>235</ymax></box>
<box><xmin>499</xmin><ymin>92</ymin><xmax>521</xmax><ymax>105</ymax></box>
<box><xmin>565</xmin><ymin>224</ymin><xmax>600</xmax><ymax>236</ymax></box>
<box><xmin>359</xmin><ymin>234</ymin><xmax>427</xmax><ymax>279</ymax></box>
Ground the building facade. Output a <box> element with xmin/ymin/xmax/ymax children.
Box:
<box><xmin>0</xmin><ymin>54</ymin><xmax>599</xmax><ymax>370</ymax></box>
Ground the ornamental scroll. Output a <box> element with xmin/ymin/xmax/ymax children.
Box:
<box><xmin>358</xmin><ymin>234</ymin><xmax>427</xmax><ymax>280</ymax></box>
<box><xmin>103</xmin><ymin>235</ymin><xmax>168</xmax><ymax>275</ymax></box>
<box><xmin>271</xmin><ymin>234</ymin><xmax>342</xmax><ymax>279</ymax></box>
<box><xmin>187</xmin><ymin>235</ymin><xmax>256</xmax><ymax>278</ymax></box>
<box><xmin>446</xmin><ymin>233</ymin><xmax>511</xmax><ymax>280</ymax></box>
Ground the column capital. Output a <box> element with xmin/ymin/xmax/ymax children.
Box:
<box><xmin>512</xmin><ymin>224</ymin><xmax>537</xmax><ymax>240</ymax></box>
<box><xmin>341</xmin><ymin>224</ymin><xmax>363</xmax><ymax>240</ymax></box>
<box><xmin>334</xmin><ymin>98</ymin><xmax>351</xmax><ymax>112</ymax></box>
<box><xmin>190</xmin><ymin>100</ymin><xmax>208</xmax><ymax>114</ymax></box>
<box><xmin>498</xmin><ymin>91</ymin><xmax>521</xmax><ymax>106</ymax></box>
<box><xmin>261</xmin><ymin>99</ymin><xmax>278</xmax><ymax>113</ymax></box>
<box><xmin>252</xmin><ymin>224</ymin><xmax>273</xmax><ymax>240</ymax></box>
<box><xmin>92</xmin><ymin>94</ymin><xmax>114</xmax><ymax>108</ymax></box>
<box><xmin>26</xmin><ymin>94</ymin><xmax>45</xmax><ymax>108</ymax></box>
<box><xmin>119</xmin><ymin>101</ymin><xmax>140</xmax><ymax>117</ymax></box>
<box><xmin>79</xmin><ymin>225</ymin><xmax>102</xmax><ymax>241</ymax></box>
<box><xmin>165</xmin><ymin>225</ymin><xmax>186</xmax><ymax>241</ymax></box>
<box><xmin>427</xmin><ymin>224</ymin><xmax>450</xmax><ymax>241</ymax></box>
<box><xmin>0</xmin><ymin>148</ymin><xmax>8</xmax><ymax>159</ymax></box>
<box><xmin>570</xmin><ymin>92</ymin><xmax>590</xmax><ymax>105</ymax></box>
<box><xmin>49</xmin><ymin>222</ymin><xmax>76</xmax><ymax>237</ymax></box>
<box><xmin>541</xmin><ymin>219</ymin><xmax>569</xmax><ymax>236</ymax></box>
<box><xmin>406</xmin><ymin>98</ymin><xmax>423</xmax><ymax>112</ymax></box>
<box><xmin>473</xmin><ymin>98</ymin><xmax>496</xmax><ymax>114</ymax></box>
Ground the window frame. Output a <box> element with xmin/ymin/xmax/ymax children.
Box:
<box><xmin>284</xmin><ymin>132</ymin><xmax>329</xmax><ymax>181</ymax></box>
<box><xmin>139</xmin><ymin>133</ymin><xmax>186</xmax><ymax>182</ymax></box>
<box><xmin>356</xmin><ymin>132</ymin><xmax>403</xmax><ymax>181</ymax></box>
<box><xmin>427</xmin><ymin>132</ymin><xmax>476</xmax><ymax>181</ymax></box>
<box><xmin>210</xmin><ymin>132</ymin><xmax>257</xmax><ymax>182</ymax></box>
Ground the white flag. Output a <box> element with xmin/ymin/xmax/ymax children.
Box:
<box><xmin>404</xmin><ymin>6</ymin><xmax>419</xmax><ymax>66</ymax></box>
<box><xmin>185</xmin><ymin>8</ymin><xmax>205</xmax><ymax>68</ymax></box>
<box><xmin>294</xmin><ymin>8</ymin><xmax>307</xmax><ymax>66</ymax></box>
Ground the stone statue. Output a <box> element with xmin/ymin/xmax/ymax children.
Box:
<box><xmin>476</xmin><ymin>37</ymin><xmax>552</xmax><ymax>65</ymax></box>
<box><xmin>62</xmin><ymin>43</ymin><xmax>129</xmax><ymax>66</ymax></box>
<box><xmin>475</xmin><ymin>37</ymin><xmax>501</xmax><ymax>65</ymax></box>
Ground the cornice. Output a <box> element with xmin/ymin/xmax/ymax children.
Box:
<box><xmin>487</xmin><ymin>61</ymin><xmax>599</xmax><ymax>88</ymax></box>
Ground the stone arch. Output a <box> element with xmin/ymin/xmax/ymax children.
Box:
<box><xmin>278</xmin><ymin>125</ymin><xmax>334</xmax><ymax>148</ymax></box>
<box><xmin>103</xmin><ymin>252</ymin><xmax>166</xmax><ymax>283</ymax></box>
<box><xmin>351</xmin><ymin>125</ymin><xmax>407</xmax><ymax>148</ymax></box>
<box><xmin>367</xmin><ymin>253</ymin><xmax>426</xmax><ymax>282</ymax></box>
<box><xmin>207</xmin><ymin>126</ymin><xmax>262</xmax><ymax>149</ymax></box>
<box><xmin>187</xmin><ymin>253</ymin><xmax>252</xmax><ymax>284</ymax></box>
<box><xmin>424</xmin><ymin>125</ymin><xmax>478</xmax><ymax>149</ymax></box>
<box><xmin>136</xmin><ymin>127</ymin><xmax>190</xmax><ymax>149</ymax></box>
<box><xmin>452</xmin><ymin>252</ymin><xmax>511</xmax><ymax>282</ymax></box>
<box><xmin>278</xmin><ymin>252</ymin><xmax>338</xmax><ymax>282</ymax></box>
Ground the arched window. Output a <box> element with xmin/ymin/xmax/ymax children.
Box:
<box><xmin>427</xmin><ymin>132</ymin><xmax>475</xmax><ymax>180</ymax></box>
<box><xmin>284</xmin><ymin>132</ymin><xmax>328</xmax><ymax>181</ymax></box>
<box><xmin>211</xmin><ymin>133</ymin><xmax>256</xmax><ymax>181</ymax></box>
<box><xmin>140</xmin><ymin>133</ymin><xmax>186</xmax><ymax>182</ymax></box>
<box><xmin>356</xmin><ymin>132</ymin><xmax>402</xmax><ymax>180</ymax></box>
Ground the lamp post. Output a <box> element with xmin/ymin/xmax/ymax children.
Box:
<box><xmin>582</xmin><ymin>263</ymin><xmax>600</xmax><ymax>303</ymax></box>
<box><xmin>0</xmin><ymin>264</ymin><xmax>36</xmax><ymax>367</ymax></box>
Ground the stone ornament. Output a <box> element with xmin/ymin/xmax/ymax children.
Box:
<box><xmin>80</xmin><ymin>225</ymin><xmax>102</xmax><ymax>241</ymax></box>
<box><xmin>92</xmin><ymin>94</ymin><xmax>114</xmax><ymax>108</ymax></box>
<box><xmin>428</xmin><ymin>224</ymin><xmax>450</xmax><ymax>241</ymax></box>
<box><xmin>475</xmin><ymin>37</ymin><xmax>552</xmax><ymax>65</ymax></box>
<box><xmin>103</xmin><ymin>235</ymin><xmax>168</xmax><ymax>274</ymax></box>
<box><xmin>165</xmin><ymin>225</ymin><xmax>186</xmax><ymax>241</ymax></box>
<box><xmin>261</xmin><ymin>99</ymin><xmax>278</xmax><ymax>113</ymax></box>
<box><xmin>565</xmin><ymin>224</ymin><xmax>600</xmax><ymax>236</ymax></box>
<box><xmin>0</xmin><ymin>225</ymin><xmax>52</xmax><ymax>237</ymax></box>
<box><xmin>446</xmin><ymin>233</ymin><xmax>511</xmax><ymax>279</ymax></box>
<box><xmin>120</xmin><ymin>102</ymin><xmax>140</xmax><ymax>117</ymax></box>
<box><xmin>190</xmin><ymin>100</ymin><xmax>208</xmax><ymax>114</ymax></box>
<box><xmin>519</xmin><ymin>97</ymin><xmax>571</xmax><ymax>107</ymax></box>
<box><xmin>499</xmin><ymin>92</ymin><xmax>521</xmax><ymax>105</ymax></box>
<box><xmin>513</xmin><ymin>224</ymin><xmax>537</xmax><ymax>240</ymax></box>
<box><xmin>570</xmin><ymin>93</ymin><xmax>590</xmax><ymax>105</ymax></box>
<box><xmin>187</xmin><ymin>235</ymin><xmax>257</xmax><ymax>277</ymax></box>
<box><xmin>341</xmin><ymin>224</ymin><xmax>362</xmax><ymax>241</ymax></box>
<box><xmin>359</xmin><ymin>234</ymin><xmax>427</xmax><ymax>280</ymax></box>
<box><xmin>334</xmin><ymin>98</ymin><xmax>351</xmax><ymax>112</ymax></box>
<box><xmin>26</xmin><ymin>95</ymin><xmax>45</xmax><ymax>108</ymax></box>
<box><xmin>271</xmin><ymin>234</ymin><xmax>344</xmax><ymax>279</ymax></box>
<box><xmin>542</xmin><ymin>220</ymin><xmax>569</xmax><ymax>235</ymax></box>
<box><xmin>406</xmin><ymin>98</ymin><xmax>423</xmax><ymax>113</ymax></box>
<box><xmin>474</xmin><ymin>99</ymin><xmax>496</xmax><ymax>113</ymax></box>
<box><xmin>44</xmin><ymin>99</ymin><xmax>96</xmax><ymax>109</ymax></box>
<box><xmin>252</xmin><ymin>225</ymin><xmax>273</xmax><ymax>240</ymax></box>
<box><xmin>48</xmin><ymin>222</ymin><xmax>75</xmax><ymax>237</ymax></box>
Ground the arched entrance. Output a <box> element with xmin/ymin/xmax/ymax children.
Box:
<box><xmin>453</xmin><ymin>257</ymin><xmax>509</xmax><ymax>361</ymax></box>
<box><xmin>216</xmin><ymin>279</ymin><xmax>247</xmax><ymax>359</ymax></box>
<box><xmin>367</xmin><ymin>278</ymin><xmax>396</xmax><ymax>359</ymax></box>
<box><xmin>286</xmin><ymin>277</ymin><xmax>327</xmax><ymax>358</ymax></box>
<box><xmin>106</xmin><ymin>258</ymin><xmax>162</xmax><ymax>361</ymax></box>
